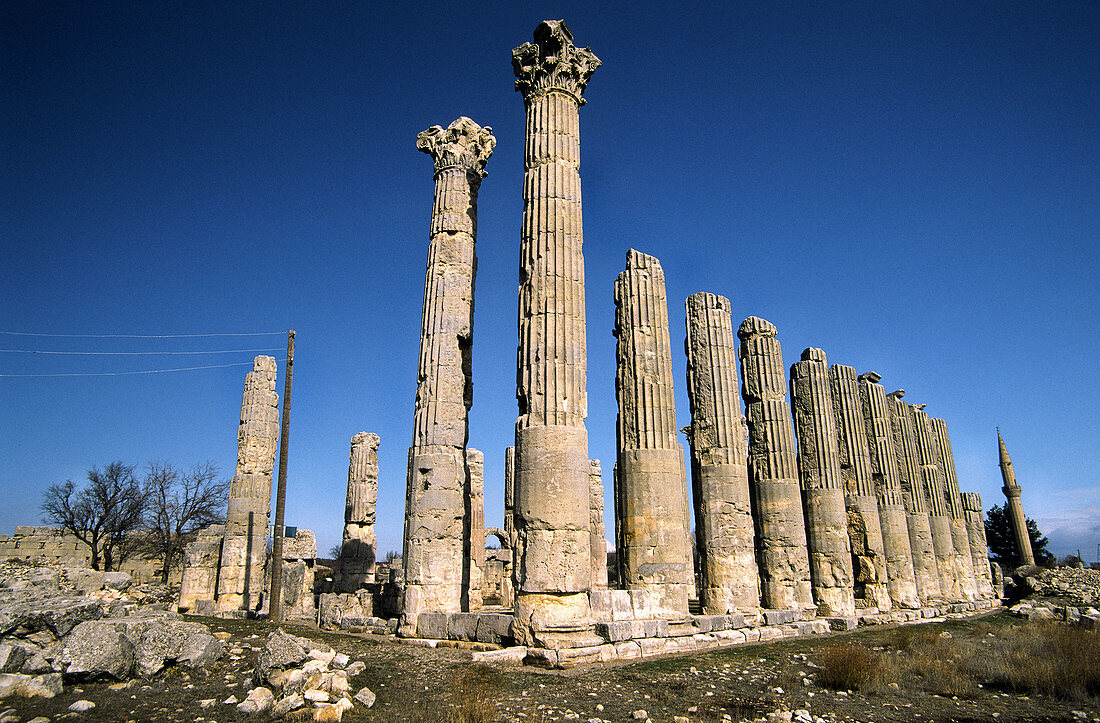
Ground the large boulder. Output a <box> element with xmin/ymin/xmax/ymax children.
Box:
<box><xmin>256</xmin><ymin>629</ymin><xmax>310</xmax><ymax>678</ymax></box>
<box><xmin>55</xmin><ymin>621</ymin><xmax>136</xmax><ymax>680</ymax></box>
<box><xmin>0</xmin><ymin>596</ymin><xmax>104</xmax><ymax>638</ymax></box>
<box><xmin>102</xmin><ymin>572</ymin><xmax>133</xmax><ymax>591</ymax></box>
<box><xmin>53</xmin><ymin>616</ymin><xmax>223</xmax><ymax>679</ymax></box>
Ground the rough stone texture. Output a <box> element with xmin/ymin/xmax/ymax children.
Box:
<box><xmin>930</xmin><ymin>418</ymin><xmax>979</xmax><ymax>601</ymax></box>
<box><xmin>683</xmin><ymin>293</ymin><xmax>759</xmax><ymax>614</ymax></box>
<box><xmin>336</xmin><ymin>433</ymin><xmax>379</xmax><ymax>592</ymax></box>
<box><xmin>885</xmin><ymin>390</ymin><xmax>942</xmax><ymax>604</ymax></box>
<box><xmin>737</xmin><ymin>317</ymin><xmax>814</xmax><ymax>612</ymax></box>
<box><xmin>465</xmin><ymin>448</ymin><xmax>485</xmax><ymax>611</ymax></box>
<box><xmin>177</xmin><ymin>526</ymin><xmax>223</xmax><ymax>612</ymax></box>
<box><xmin>857</xmin><ymin>374</ymin><xmax>920</xmax><ymax>609</ymax></box>
<box><xmin>589</xmin><ymin>461</ymin><xmax>608</xmax><ymax>589</ymax></box>
<box><xmin>402</xmin><ymin>117</ymin><xmax>495</xmax><ymax>630</ymax></box>
<box><xmin>910</xmin><ymin>405</ymin><xmax>960</xmax><ymax>602</ymax></box>
<box><xmin>789</xmin><ymin>349</ymin><xmax>855</xmax><ymax>617</ymax></box>
<box><xmin>613</xmin><ymin>250</ymin><xmax>692</xmax><ymax>616</ymax></box>
<box><xmin>504</xmin><ymin>446</ymin><xmax>517</xmax><ymax>553</ymax></box>
<box><xmin>829</xmin><ymin>365</ymin><xmax>891</xmax><ymax>611</ymax></box>
<box><xmin>216</xmin><ymin>356</ymin><xmax>280</xmax><ymax>613</ymax></box>
<box><xmin>511</xmin><ymin>20</ymin><xmax>601</xmax><ymax>646</ymax></box>
<box><xmin>998</xmin><ymin>430</ymin><xmax>1036</xmax><ymax>566</ymax></box>
<box><xmin>961</xmin><ymin>492</ymin><xmax>996</xmax><ymax>599</ymax></box>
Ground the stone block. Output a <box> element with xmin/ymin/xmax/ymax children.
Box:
<box><xmin>758</xmin><ymin>626</ymin><xmax>781</xmax><ymax>642</ymax></box>
<box><xmin>471</xmin><ymin>646</ymin><xmax>526</xmax><ymax>665</ymax></box>
<box><xmin>613</xmin><ymin>640</ymin><xmax>642</xmax><ymax>660</ymax></box>
<box><xmin>474</xmin><ymin>614</ymin><xmax>513</xmax><ymax>645</ymax></box>
<box><xmin>743</xmin><ymin>628</ymin><xmax>761</xmax><ymax>642</ymax></box>
<box><xmin>655</xmin><ymin>619</ymin><xmax>670</xmax><ymax>638</ymax></box>
<box><xmin>556</xmin><ymin>645</ymin><xmax>608</xmax><ymax>668</ymax></box>
<box><xmin>610</xmin><ymin>590</ymin><xmax>634</xmax><ymax>621</ymax></box>
<box><xmin>596</xmin><ymin>621</ymin><xmax>633</xmax><ymax>643</ymax></box>
<box><xmin>446</xmin><ymin>613</ymin><xmax>480</xmax><ymax>641</ymax></box>
<box><xmin>415</xmin><ymin>613</ymin><xmax>449</xmax><ymax>640</ymax></box>
<box><xmin>523</xmin><ymin>648</ymin><xmax>558</xmax><ymax>668</ymax></box>
<box><xmin>826</xmin><ymin>616</ymin><xmax>859</xmax><ymax>631</ymax></box>
<box><xmin>762</xmin><ymin>609</ymin><xmax>797</xmax><ymax>625</ymax></box>
<box><xmin>637</xmin><ymin>638</ymin><xmax>668</xmax><ymax>656</ymax></box>
<box><xmin>588</xmin><ymin>590</ymin><xmax>613</xmax><ymax>622</ymax></box>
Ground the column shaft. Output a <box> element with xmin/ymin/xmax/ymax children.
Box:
<box><xmin>998</xmin><ymin>431</ymin><xmax>1035</xmax><ymax>566</ymax></box>
<box><xmin>931</xmin><ymin>418</ymin><xmax>978</xmax><ymax>601</ymax></box>
<box><xmin>465</xmin><ymin>448</ymin><xmax>485</xmax><ymax>610</ymax></box>
<box><xmin>589</xmin><ymin>460</ymin><xmax>608</xmax><ymax>589</ymax></box>
<box><xmin>337</xmin><ymin>432</ymin><xmax>379</xmax><ymax>592</ymax></box>
<box><xmin>911</xmin><ymin>405</ymin><xmax>960</xmax><ymax>601</ymax></box>
<box><xmin>962</xmin><ymin>492</ymin><xmax>996</xmax><ymax>598</ymax></box>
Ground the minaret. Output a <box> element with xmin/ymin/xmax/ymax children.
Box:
<box><xmin>998</xmin><ymin>430</ymin><xmax>1035</xmax><ymax>567</ymax></box>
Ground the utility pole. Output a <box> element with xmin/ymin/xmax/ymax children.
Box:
<box><xmin>268</xmin><ymin>330</ymin><xmax>295</xmax><ymax>623</ymax></box>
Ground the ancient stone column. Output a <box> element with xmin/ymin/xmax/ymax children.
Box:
<box><xmin>613</xmin><ymin>249</ymin><xmax>692</xmax><ymax>615</ymax></box>
<box><xmin>858</xmin><ymin>373</ymin><xmax>920</xmax><ymax>609</ymax></box>
<box><xmin>930</xmin><ymin>418</ymin><xmax>978</xmax><ymax>601</ymax></box>
<box><xmin>337</xmin><ymin>432</ymin><xmax>380</xmax><ymax>592</ymax></box>
<box><xmin>465</xmin><ymin>448</ymin><xmax>485</xmax><ymax>611</ymax></box>
<box><xmin>402</xmin><ymin>117</ymin><xmax>495</xmax><ymax>631</ymax></box>
<box><xmin>789</xmin><ymin>349</ymin><xmax>856</xmax><ymax>617</ymax></box>
<box><xmin>683</xmin><ymin>293</ymin><xmax>760</xmax><ymax>614</ymax></box>
<box><xmin>910</xmin><ymin>405</ymin><xmax>960</xmax><ymax>601</ymax></box>
<box><xmin>737</xmin><ymin>317</ymin><xmax>814</xmax><ymax>612</ymax></box>
<box><xmin>511</xmin><ymin>20</ymin><xmax>601</xmax><ymax>646</ymax></box>
<box><xmin>589</xmin><ymin>460</ymin><xmax>608</xmax><ymax>589</ymax></box>
<box><xmin>504</xmin><ymin>446</ymin><xmax>516</xmax><ymax>553</ymax></box>
<box><xmin>998</xmin><ymin>430</ymin><xmax>1035</xmax><ymax>567</ymax></box>
<box><xmin>829</xmin><ymin>365</ymin><xmax>891</xmax><ymax>611</ymax></box>
<box><xmin>885</xmin><ymin>390</ymin><xmax>942</xmax><ymax>604</ymax></box>
<box><xmin>217</xmin><ymin>355</ymin><xmax>280</xmax><ymax>612</ymax></box>
<box><xmin>961</xmin><ymin>492</ymin><xmax>996</xmax><ymax>599</ymax></box>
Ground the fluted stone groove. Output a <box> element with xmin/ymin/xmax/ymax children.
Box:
<box><xmin>613</xmin><ymin>250</ymin><xmax>692</xmax><ymax>614</ymax></box>
<box><xmin>336</xmin><ymin>432</ymin><xmax>380</xmax><ymax>592</ymax></box>
<box><xmin>790</xmin><ymin>349</ymin><xmax>855</xmax><ymax>617</ymax></box>
<box><xmin>737</xmin><ymin>317</ymin><xmax>814</xmax><ymax>612</ymax></box>
<box><xmin>465</xmin><ymin>448</ymin><xmax>485</xmax><ymax>610</ymax></box>
<box><xmin>504</xmin><ymin>446</ymin><xmax>517</xmax><ymax>553</ymax></box>
<box><xmin>684</xmin><ymin>293</ymin><xmax>760</xmax><ymax>614</ymax></box>
<box><xmin>589</xmin><ymin>460</ymin><xmax>608</xmax><ymax>589</ymax></box>
<box><xmin>931</xmin><ymin>418</ymin><xmax>978</xmax><ymax>601</ymax></box>
<box><xmin>961</xmin><ymin>492</ymin><xmax>996</xmax><ymax>599</ymax></box>
<box><xmin>885</xmin><ymin>390</ymin><xmax>942</xmax><ymax>604</ymax></box>
<box><xmin>217</xmin><ymin>355</ymin><xmax>280</xmax><ymax>612</ymax></box>
<box><xmin>511</xmin><ymin>20</ymin><xmax>601</xmax><ymax>646</ymax></box>
<box><xmin>402</xmin><ymin>118</ymin><xmax>495</xmax><ymax>631</ymax></box>
<box><xmin>858</xmin><ymin>373</ymin><xmax>920</xmax><ymax>609</ymax></box>
<box><xmin>910</xmin><ymin>405</ymin><xmax>960</xmax><ymax>601</ymax></box>
<box><xmin>830</xmin><ymin>365</ymin><xmax>891</xmax><ymax>611</ymax></box>
<box><xmin>998</xmin><ymin>430</ymin><xmax>1035</xmax><ymax>566</ymax></box>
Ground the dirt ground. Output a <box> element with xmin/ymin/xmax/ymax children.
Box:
<box><xmin>3</xmin><ymin>611</ymin><xmax>1097</xmax><ymax>723</ymax></box>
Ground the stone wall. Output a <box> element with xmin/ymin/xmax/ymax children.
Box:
<box><xmin>0</xmin><ymin>527</ymin><xmax>179</xmax><ymax>585</ymax></box>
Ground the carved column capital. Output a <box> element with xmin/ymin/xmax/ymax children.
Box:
<box><xmin>416</xmin><ymin>117</ymin><xmax>496</xmax><ymax>178</ymax></box>
<box><xmin>512</xmin><ymin>19</ymin><xmax>601</xmax><ymax>104</ymax></box>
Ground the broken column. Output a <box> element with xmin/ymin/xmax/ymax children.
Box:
<box><xmin>910</xmin><ymin>405</ymin><xmax>960</xmax><ymax>601</ymax></box>
<box><xmin>998</xmin><ymin>430</ymin><xmax>1035</xmax><ymax>567</ymax></box>
<box><xmin>589</xmin><ymin>460</ymin><xmax>608</xmax><ymax>589</ymax></box>
<box><xmin>885</xmin><ymin>390</ymin><xmax>942</xmax><ymax>604</ymax></box>
<box><xmin>930</xmin><ymin>417</ymin><xmax>978</xmax><ymax>601</ymax></box>
<box><xmin>216</xmin><ymin>355</ymin><xmax>280</xmax><ymax>613</ymax></box>
<box><xmin>829</xmin><ymin>365</ymin><xmax>891</xmax><ymax>611</ymax></box>
<box><xmin>613</xmin><ymin>249</ymin><xmax>693</xmax><ymax>615</ymax></box>
<box><xmin>790</xmin><ymin>349</ymin><xmax>856</xmax><ymax>617</ymax></box>
<box><xmin>511</xmin><ymin>20</ymin><xmax>601</xmax><ymax>646</ymax></box>
<box><xmin>857</xmin><ymin>373</ymin><xmax>920</xmax><ymax>609</ymax></box>
<box><xmin>737</xmin><ymin>317</ymin><xmax>815</xmax><ymax>612</ymax></box>
<box><xmin>683</xmin><ymin>292</ymin><xmax>760</xmax><ymax>614</ymax></box>
<box><xmin>402</xmin><ymin>117</ymin><xmax>495</xmax><ymax>631</ymax></box>
<box><xmin>336</xmin><ymin>432</ymin><xmax>380</xmax><ymax>592</ymax></box>
<box><xmin>465</xmin><ymin>448</ymin><xmax>485</xmax><ymax>610</ymax></box>
<box><xmin>961</xmin><ymin>492</ymin><xmax>996</xmax><ymax>598</ymax></box>
<box><xmin>504</xmin><ymin>446</ymin><xmax>516</xmax><ymax>553</ymax></box>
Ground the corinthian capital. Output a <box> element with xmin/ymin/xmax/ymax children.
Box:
<box><xmin>512</xmin><ymin>20</ymin><xmax>601</xmax><ymax>104</ymax></box>
<box><xmin>416</xmin><ymin>117</ymin><xmax>496</xmax><ymax>177</ymax></box>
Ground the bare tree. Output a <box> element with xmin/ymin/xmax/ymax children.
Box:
<box><xmin>41</xmin><ymin>462</ymin><xmax>147</xmax><ymax>571</ymax></box>
<box><xmin>143</xmin><ymin>461</ymin><xmax>229</xmax><ymax>584</ymax></box>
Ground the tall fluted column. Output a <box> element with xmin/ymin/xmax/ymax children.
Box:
<box><xmin>511</xmin><ymin>20</ymin><xmax>601</xmax><ymax>645</ymax></box>
<box><xmin>465</xmin><ymin>448</ymin><xmax>485</xmax><ymax>610</ymax></box>
<box><xmin>613</xmin><ymin>250</ymin><xmax>692</xmax><ymax>614</ymax></box>
<box><xmin>885</xmin><ymin>390</ymin><xmax>942</xmax><ymax>604</ymax></box>
<box><xmin>829</xmin><ymin>365</ymin><xmax>891</xmax><ymax>611</ymax></box>
<box><xmin>910</xmin><ymin>405</ymin><xmax>960</xmax><ymax>601</ymax></box>
<box><xmin>402</xmin><ymin>118</ymin><xmax>495</xmax><ymax>631</ymax></box>
<box><xmin>218</xmin><ymin>355</ymin><xmax>280</xmax><ymax>612</ymax></box>
<box><xmin>337</xmin><ymin>432</ymin><xmax>380</xmax><ymax>592</ymax></box>
<box><xmin>684</xmin><ymin>293</ymin><xmax>760</xmax><ymax>614</ymax></box>
<box><xmin>504</xmin><ymin>446</ymin><xmax>517</xmax><ymax>554</ymax></box>
<box><xmin>961</xmin><ymin>492</ymin><xmax>996</xmax><ymax>598</ymax></box>
<box><xmin>737</xmin><ymin>317</ymin><xmax>814</xmax><ymax>612</ymax></box>
<box><xmin>998</xmin><ymin>430</ymin><xmax>1035</xmax><ymax>567</ymax></box>
<box><xmin>930</xmin><ymin>418</ymin><xmax>978</xmax><ymax>601</ymax></box>
<box><xmin>858</xmin><ymin>373</ymin><xmax>920</xmax><ymax>609</ymax></box>
<box><xmin>589</xmin><ymin>460</ymin><xmax>608</xmax><ymax>589</ymax></box>
<box><xmin>790</xmin><ymin>349</ymin><xmax>855</xmax><ymax>617</ymax></box>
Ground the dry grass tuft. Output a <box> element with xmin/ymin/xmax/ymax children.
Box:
<box><xmin>976</xmin><ymin>620</ymin><xmax>1100</xmax><ymax>701</ymax></box>
<box><xmin>815</xmin><ymin>643</ymin><xmax>887</xmax><ymax>693</ymax></box>
<box><xmin>424</xmin><ymin>665</ymin><xmax>504</xmax><ymax>723</ymax></box>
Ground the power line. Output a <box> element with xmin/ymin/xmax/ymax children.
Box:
<box><xmin>0</xmin><ymin>331</ymin><xmax>285</xmax><ymax>338</ymax></box>
<box><xmin>0</xmin><ymin>359</ymin><xmax>286</xmax><ymax>378</ymax></box>
<box><xmin>0</xmin><ymin>348</ymin><xmax>284</xmax><ymax>356</ymax></box>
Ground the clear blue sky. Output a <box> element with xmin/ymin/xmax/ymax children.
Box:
<box><xmin>3</xmin><ymin>2</ymin><xmax>1097</xmax><ymax>562</ymax></box>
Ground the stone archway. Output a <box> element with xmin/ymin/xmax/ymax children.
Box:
<box><xmin>482</xmin><ymin>527</ymin><xmax>513</xmax><ymax>608</ymax></box>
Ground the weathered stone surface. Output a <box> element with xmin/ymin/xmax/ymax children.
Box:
<box><xmin>403</xmin><ymin>118</ymin><xmax>494</xmax><ymax>631</ymax></box>
<box><xmin>55</xmin><ymin>617</ymin><xmax>220</xmax><ymax>680</ymax></box>
<box><xmin>737</xmin><ymin>317</ymin><xmax>814</xmax><ymax>612</ymax></box>
<box><xmin>0</xmin><ymin>596</ymin><xmax>103</xmax><ymax>639</ymax></box>
<box><xmin>961</xmin><ymin>492</ymin><xmax>997</xmax><ymax>599</ymax></box>
<box><xmin>684</xmin><ymin>293</ymin><xmax>759</xmax><ymax>614</ymax></box>
<box><xmin>931</xmin><ymin>418</ymin><xmax>979</xmax><ymax>601</ymax></box>
<box><xmin>910</xmin><ymin>405</ymin><xmax>959</xmax><ymax>601</ymax></box>
<box><xmin>789</xmin><ymin>349</ymin><xmax>855</xmax><ymax>617</ymax></box>
<box><xmin>465</xmin><ymin>449</ymin><xmax>485</xmax><ymax>611</ymax></box>
<box><xmin>589</xmin><ymin>461</ymin><xmax>608</xmax><ymax>589</ymax></box>
<box><xmin>256</xmin><ymin>629</ymin><xmax>310</xmax><ymax>677</ymax></box>
<box><xmin>998</xmin><ymin>430</ymin><xmax>1035</xmax><ymax>566</ymax></box>
<box><xmin>857</xmin><ymin>373</ymin><xmax>921</xmax><ymax>609</ymax></box>
<box><xmin>511</xmin><ymin>20</ymin><xmax>600</xmax><ymax>647</ymax></box>
<box><xmin>336</xmin><ymin>432</ymin><xmax>379</xmax><ymax>592</ymax></box>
